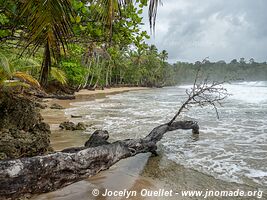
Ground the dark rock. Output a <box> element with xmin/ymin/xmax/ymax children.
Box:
<box><xmin>61</xmin><ymin>130</ymin><xmax>110</xmax><ymax>153</ymax></box>
<box><xmin>50</xmin><ymin>103</ymin><xmax>64</xmax><ymax>109</ymax></box>
<box><xmin>0</xmin><ymin>91</ymin><xmax>52</xmax><ymax>160</ymax></box>
<box><xmin>45</xmin><ymin>80</ymin><xmax>76</xmax><ymax>95</ymax></box>
<box><xmin>84</xmin><ymin>130</ymin><xmax>110</xmax><ymax>147</ymax></box>
<box><xmin>0</xmin><ymin>123</ymin><xmax>51</xmax><ymax>159</ymax></box>
<box><xmin>59</xmin><ymin>121</ymin><xmax>75</xmax><ymax>130</ymax></box>
<box><xmin>75</xmin><ymin>122</ymin><xmax>86</xmax><ymax>130</ymax></box>
<box><xmin>71</xmin><ymin>115</ymin><xmax>83</xmax><ymax>118</ymax></box>
<box><xmin>59</xmin><ymin>121</ymin><xmax>86</xmax><ymax>131</ymax></box>
<box><xmin>35</xmin><ymin>102</ymin><xmax>48</xmax><ymax>109</ymax></box>
<box><xmin>0</xmin><ymin>91</ymin><xmax>42</xmax><ymax>131</ymax></box>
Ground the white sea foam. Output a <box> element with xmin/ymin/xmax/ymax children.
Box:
<box><xmin>67</xmin><ymin>82</ymin><xmax>267</xmax><ymax>186</ymax></box>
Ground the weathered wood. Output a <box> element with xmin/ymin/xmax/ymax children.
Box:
<box><xmin>0</xmin><ymin>121</ymin><xmax>199</xmax><ymax>199</ymax></box>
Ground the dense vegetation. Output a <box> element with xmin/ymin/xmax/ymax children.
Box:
<box><xmin>1</xmin><ymin>0</ymin><xmax>266</xmax><ymax>92</ymax></box>
<box><xmin>0</xmin><ymin>0</ymin><xmax>171</xmax><ymax>92</ymax></box>
<box><xmin>169</xmin><ymin>58</ymin><xmax>267</xmax><ymax>84</ymax></box>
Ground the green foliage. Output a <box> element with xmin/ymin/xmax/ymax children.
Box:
<box><xmin>170</xmin><ymin>59</ymin><xmax>267</xmax><ymax>84</ymax></box>
<box><xmin>18</xmin><ymin>0</ymin><xmax>74</xmax><ymax>86</ymax></box>
<box><xmin>50</xmin><ymin>67</ymin><xmax>67</xmax><ymax>85</ymax></box>
<box><xmin>60</xmin><ymin>60</ymin><xmax>87</xmax><ymax>86</ymax></box>
<box><xmin>1</xmin><ymin>0</ymin><xmax>167</xmax><ymax>89</ymax></box>
<box><xmin>0</xmin><ymin>53</ymin><xmax>40</xmax><ymax>87</ymax></box>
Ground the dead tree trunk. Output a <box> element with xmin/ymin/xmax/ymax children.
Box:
<box><xmin>0</xmin><ymin>65</ymin><xmax>228</xmax><ymax>199</ymax></box>
<box><xmin>0</xmin><ymin>121</ymin><xmax>199</xmax><ymax>199</ymax></box>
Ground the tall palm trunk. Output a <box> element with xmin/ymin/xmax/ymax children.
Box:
<box><xmin>83</xmin><ymin>61</ymin><xmax>92</xmax><ymax>88</ymax></box>
<box><xmin>89</xmin><ymin>55</ymin><xmax>99</xmax><ymax>87</ymax></box>
<box><xmin>105</xmin><ymin>62</ymin><xmax>111</xmax><ymax>87</ymax></box>
<box><xmin>40</xmin><ymin>41</ymin><xmax>51</xmax><ymax>87</ymax></box>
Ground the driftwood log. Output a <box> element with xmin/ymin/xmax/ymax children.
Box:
<box><xmin>0</xmin><ymin>121</ymin><xmax>199</xmax><ymax>199</ymax></box>
<box><xmin>0</xmin><ymin>67</ymin><xmax>229</xmax><ymax>199</ymax></box>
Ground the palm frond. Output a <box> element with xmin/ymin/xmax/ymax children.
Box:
<box><xmin>0</xmin><ymin>53</ymin><xmax>12</xmax><ymax>78</ymax></box>
<box><xmin>51</xmin><ymin>67</ymin><xmax>67</xmax><ymax>85</ymax></box>
<box><xmin>92</xmin><ymin>0</ymin><xmax>120</xmax><ymax>28</ymax></box>
<box><xmin>20</xmin><ymin>0</ymin><xmax>74</xmax><ymax>56</ymax></box>
<box><xmin>13</xmin><ymin>71</ymin><xmax>40</xmax><ymax>87</ymax></box>
<box><xmin>19</xmin><ymin>0</ymin><xmax>74</xmax><ymax>86</ymax></box>
<box><xmin>12</xmin><ymin>57</ymin><xmax>41</xmax><ymax>72</ymax></box>
<box><xmin>2</xmin><ymin>80</ymin><xmax>30</xmax><ymax>89</ymax></box>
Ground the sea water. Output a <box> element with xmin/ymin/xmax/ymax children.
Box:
<box><xmin>65</xmin><ymin>82</ymin><xmax>267</xmax><ymax>187</ymax></box>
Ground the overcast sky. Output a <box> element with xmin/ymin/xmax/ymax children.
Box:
<box><xmin>141</xmin><ymin>0</ymin><xmax>267</xmax><ymax>63</ymax></box>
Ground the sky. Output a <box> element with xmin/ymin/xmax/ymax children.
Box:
<box><xmin>141</xmin><ymin>0</ymin><xmax>267</xmax><ymax>63</ymax></box>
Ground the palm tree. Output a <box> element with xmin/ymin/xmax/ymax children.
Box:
<box><xmin>0</xmin><ymin>53</ymin><xmax>40</xmax><ymax>88</ymax></box>
<box><xmin>19</xmin><ymin>0</ymin><xmax>73</xmax><ymax>87</ymax></box>
<box><xmin>149</xmin><ymin>44</ymin><xmax>158</xmax><ymax>55</ymax></box>
<box><xmin>92</xmin><ymin>0</ymin><xmax>120</xmax><ymax>42</ymax></box>
<box><xmin>159</xmin><ymin>50</ymin><xmax>168</xmax><ymax>62</ymax></box>
<box><xmin>93</xmin><ymin>0</ymin><xmax>160</xmax><ymax>32</ymax></box>
<box><xmin>19</xmin><ymin>0</ymin><xmax>160</xmax><ymax>87</ymax></box>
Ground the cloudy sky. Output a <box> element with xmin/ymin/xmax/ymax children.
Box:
<box><xmin>141</xmin><ymin>0</ymin><xmax>267</xmax><ymax>63</ymax></box>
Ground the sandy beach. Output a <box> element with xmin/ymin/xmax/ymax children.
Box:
<box><xmin>37</xmin><ymin>87</ymin><xmax>166</xmax><ymax>200</ymax></box>
<box><xmin>41</xmin><ymin>87</ymin><xmax>148</xmax><ymax>130</ymax></box>
<box><xmin>35</xmin><ymin>87</ymin><xmax>266</xmax><ymax>200</ymax></box>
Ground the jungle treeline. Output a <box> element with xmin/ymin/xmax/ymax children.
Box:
<box><xmin>0</xmin><ymin>0</ymin><xmax>170</xmax><ymax>91</ymax></box>
<box><xmin>1</xmin><ymin>1</ymin><xmax>266</xmax><ymax>91</ymax></box>
<box><xmin>169</xmin><ymin>58</ymin><xmax>267</xmax><ymax>84</ymax></box>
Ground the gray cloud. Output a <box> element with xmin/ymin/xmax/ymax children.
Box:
<box><xmin>141</xmin><ymin>0</ymin><xmax>267</xmax><ymax>63</ymax></box>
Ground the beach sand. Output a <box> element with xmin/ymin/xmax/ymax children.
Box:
<box><xmin>33</xmin><ymin>87</ymin><xmax>266</xmax><ymax>200</ymax></box>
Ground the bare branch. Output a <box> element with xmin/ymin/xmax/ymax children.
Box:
<box><xmin>168</xmin><ymin>63</ymin><xmax>229</xmax><ymax>125</ymax></box>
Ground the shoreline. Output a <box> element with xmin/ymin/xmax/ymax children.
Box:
<box><xmin>41</xmin><ymin>87</ymin><xmax>148</xmax><ymax>130</ymax></box>
<box><xmin>37</xmin><ymin>86</ymin><xmax>168</xmax><ymax>200</ymax></box>
<box><xmin>36</xmin><ymin>87</ymin><xmax>266</xmax><ymax>200</ymax></box>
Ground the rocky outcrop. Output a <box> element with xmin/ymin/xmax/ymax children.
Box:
<box><xmin>0</xmin><ymin>91</ymin><xmax>52</xmax><ymax>160</ymax></box>
<box><xmin>0</xmin><ymin>92</ymin><xmax>42</xmax><ymax>131</ymax></box>
<box><xmin>59</xmin><ymin>121</ymin><xmax>87</xmax><ymax>131</ymax></box>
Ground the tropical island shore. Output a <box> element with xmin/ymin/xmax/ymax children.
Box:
<box><xmin>32</xmin><ymin>88</ymin><xmax>266</xmax><ymax>200</ymax></box>
<box><xmin>1</xmin><ymin>1</ymin><xmax>267</xmax><ymax>199</ymax></box>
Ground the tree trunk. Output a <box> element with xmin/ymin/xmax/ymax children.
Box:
<box><xmin>105</xmin><ymin>62</ymin><xmax>110</xmax><ymax>87</ymax></box>
<box><xmin>83</xmin><ymin>61</ymin><xmax>92</xmax><ymax>88</ymax></box>
<box><xmin>40</xmin><ymin>41</ymin><xmax>51</xmax><ymax>87</ymax></box>
<box><xmin>0</xmin><ymin>121</ymin><xmax>199</xmax><ymax>199</ymax></box>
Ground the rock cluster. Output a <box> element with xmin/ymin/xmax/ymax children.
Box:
<box><xmin>59</xmin><ymin>121</ymin><xmax>87</xmax><ymax>131</ymax></box>
<box><xmin>50</xmin><ymin>103</ymin><xmax>64</xmax><ymax>109</ymax></box>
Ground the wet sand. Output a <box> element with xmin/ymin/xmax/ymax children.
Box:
<box><xmin>34</xmin><ymin>87</ymin><xmax>266</xmax><ymax>200</ymax></box>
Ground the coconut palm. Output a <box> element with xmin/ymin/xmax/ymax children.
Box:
<box><xmin>0</xmin><ymin>52</ymin><xmax>67</xmax><ymax>88</ymax></box>
<box><xmin>19</xmin><ymin>0</ymin><xmax>73</xmax><ymax>87</ymax></box>
<box><xmin>19</xmin><ymin>0</ymin><xmax>160</xmax><ymax>87</ymax></box>
<box><xmin>149</xmin><ymin>44</ymin><xmax>158</xmax><ymax>55</ymax></box>
<box><xmin>159</xmin><ymin>50</ymin><xmax>168</xmax><ymax>62</ymax></box>
<box><xmin>0</xmin><ymin>53</ymin><xmax>40</xmax><ymax>88</ymax></box>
